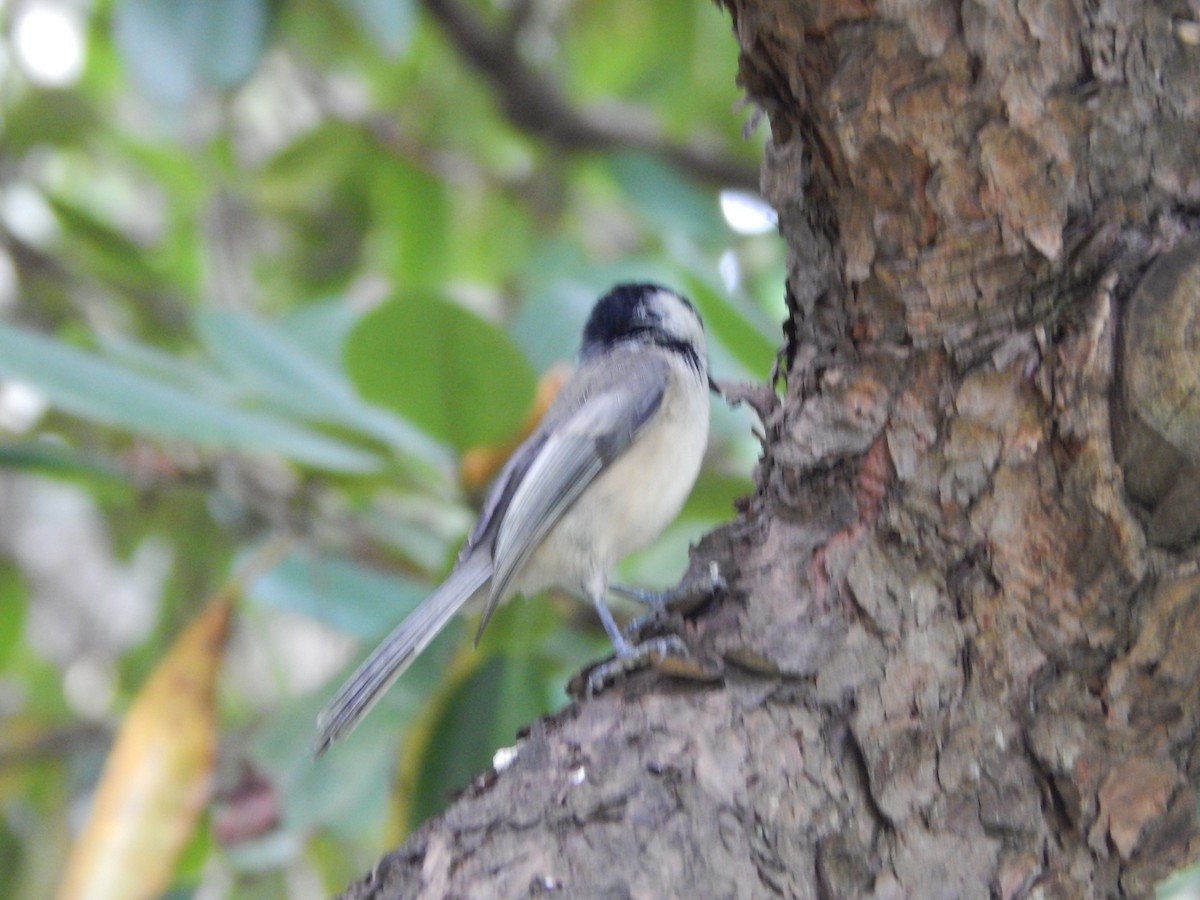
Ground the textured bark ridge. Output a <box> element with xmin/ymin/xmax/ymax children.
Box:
<box><xmin>344</xmin><ymin>2</ymin><xmax>1200</xmax><ymax>898</ymax></box>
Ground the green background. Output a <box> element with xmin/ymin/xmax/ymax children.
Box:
<box><xmin>0</xmin><ymin>0</ymin><xmax>782</xmax><ymax>896</ymax></box>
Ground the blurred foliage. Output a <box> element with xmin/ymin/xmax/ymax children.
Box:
<box><xmin>0</xmin><ymin>0</ymin><xmax>782</xmax><ymax>896</ymax></box>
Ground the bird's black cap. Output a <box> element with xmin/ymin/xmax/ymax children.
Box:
<box><xmin>581</xmin><ymin>283</ymin><xmax>696</xmax><ymax>358</ymax></box>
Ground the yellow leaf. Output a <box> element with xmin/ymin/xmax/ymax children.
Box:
<box><xmin>57</xmin><ymin>594</ymin><xmax>232</xmax><ymax>900</ymax></box>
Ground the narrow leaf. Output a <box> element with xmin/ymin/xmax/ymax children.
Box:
<box><xmin>195</xmin><ymin>309</ymin><xmax>446</xmax><ymax>466</ymax></box>
<box><xmin>248</xmin><ymin>551</ymin><xmax>430</xmax><ymax>641</ymax></box>
<box><xmin>0</xmin><ymin>324</ymin><xmax>380</xmax><ymax>472</ymax></box>
<box><xmin>678</xmin><ymin>271</ymin><xmax>778</xmax><ymax>381</ymax></box>
<box><xmin>0</xmin><ymin>442</ymin><xmax>128</xmax><ymax>488</ymax></box>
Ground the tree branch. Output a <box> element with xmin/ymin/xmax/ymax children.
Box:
<box><xmin>418</xmin><ymin>0</ymin><xmax>760</xmax><ymax>192</ymax></box>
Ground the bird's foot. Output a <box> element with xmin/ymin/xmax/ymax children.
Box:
<box><xmin>616</xmin><ymin>561</ymin><xmax>725</xmax><ymax>638</ymax></box>
<box><xmin>583</xmin><ymin>635</ymin><xmax>690</xmax><ymax>698</ymax></box>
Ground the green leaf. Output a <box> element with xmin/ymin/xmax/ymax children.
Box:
<box><xmin>45</xmin><ymin>196</ymin><xmax>163</xmax><ymax>291</ymax></box>
<box><xmin>2</xmin><ymin>90</ymin><xmax>99</xmax><ymax>153</ymax></box>
<box><xmin>509</xmin><ymin>246</ymin><xmax>604</xmax><ymax>370</ymax></box>
<box><xmin>358</xmin><ymin>494</ymin><xmax>472</xmax><ymax>574</ymax></box>
<box><xmin>344</xmin><ymin>294</ymin><xmax>536</xmax><ymax>450</ymax></box>
<box><xmin>510</xmin><ymin>244</ymin><xmax>671</xmax><ymax>370</ymax></box>
<box><xmin>277</xmin><ymin>300</ymin><xmax>361</xmax><ymax>369</ymax></box>
<box><xmin>336</xmin><ymin>0</ymin><xmax>416</xmax><ymax>56</ymax></box>
<box><xmin>681</xmin><ymin>275</ymin><xmax>777</xmax><ymax>381</ymax></box>
<box><xmin>250</xmin><ymin>685</ymin><xmax>398</xmax><ymax>842</ymax></box>
<box><xmin>406</xmin><ymin>597</ymin><xmax>561</xmax><ymax>824</ymax></box>
<box><xmin>410</xmin><ymin>651</ymin><xmax>550</xmax><ymax>825</ymax></box>
<box><xmin>0</xmin><ymin>324</ymin><xmax>380</xmax><ymax>473</ymax></box>
<box><xmin>248</xmin><ymin>551</ymin><xmax>430</xmax><ymax>640</ymax></box>
<box><xmin>682</xmin><ymin>472</ymin><xmax>754</xmax><ymax>522</ymax></box>
<box><xmin>195</xmin><ymin>309</ymin><xmax>447</xmax><ymax>467</ymax></box>
<box><xmin>252</xmin><ymin>626</ymin><xmax>458</xmax><ymax>839</ymax></box>
<box><xmin>112</xmin><ymin>0</ymin><xmax>271</xmax><ymax>102</ymax></box>
<box><xmin>367</xmin><ymin>164</ymin><xmax>451</xmax><ymax>287</ymax></box>
<box><xmin>607</xmin><ymin>152</ymin><xmax>726</xmax><ymax>244</ymax></box>
<box><xmin>256</xmin><ymin>122</ymin><xmax>370</xmax><ymax>212</ymax></box>
<box><xmin>98</xmin><ymin>334</ymin><xmax>233</xmax><ymax>397</ymax></box>
<box><xmin>0</xmin><ymin>442</ymin><xmax>129</xmax><ymax>491</ymax></box>
<box><xmin>0</xmin><ymin>567</ymin><xmax>27</xmax><ymax>667</ymax></box>
<box><xmin>191</xmin><ymin>0</ymin><xmax>270</xmax><ymax>87</ymax></box>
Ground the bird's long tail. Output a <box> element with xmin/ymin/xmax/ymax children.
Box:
<box><xmin>314</xmin><ymin>552</ymin><xmax>491</xmax><ymax>755</ymax></box>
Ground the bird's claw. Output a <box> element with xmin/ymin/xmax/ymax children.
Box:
<box><xmin>620</xmin><ymin>561</ymin><xmax>726</xmax><ymax>638</ymax></box>
<box><xmin>584</xmin><ymin>635</ymin><xmax>690</xmax><ymax>698</ymax></box>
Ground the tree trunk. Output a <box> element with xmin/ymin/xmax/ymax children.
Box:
<box><xmin>343</xmin><ymin>2</ymin><xmax>1200</xmax><ymax>897</ymax></box>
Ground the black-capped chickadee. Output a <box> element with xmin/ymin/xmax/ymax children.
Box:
<box><xmin>314</xmin><ymin>283</ymin><xmax>711</xmax><ymax>754</ymax></box>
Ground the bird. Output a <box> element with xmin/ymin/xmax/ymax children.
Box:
<box><xmin>314</xmin><ymin>282</ymin><xmax>711</xmax><ymax>755</ymax></box>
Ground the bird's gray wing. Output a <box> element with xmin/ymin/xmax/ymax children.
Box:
<box><xmin>475</xmin><ymin>354</ymin><xmax>670</xmax><ymax>638</ymax></box>
<box><xmin>460</xmin><ymin>430</ymin><xmax>548</xmax><ymax>562</ymax></box>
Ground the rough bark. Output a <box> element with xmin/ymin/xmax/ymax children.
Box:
<box><xmin>342</xmin><ymin>1</ymin><xmax>1200</xmax><ymax>897</ymax></box>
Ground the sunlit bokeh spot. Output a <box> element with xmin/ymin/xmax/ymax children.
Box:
<box><xmin>12</xmin><ymin>1</ymin><xmax>87</xmax><ymax>88</ymax></box>
<box><xmin>720</xmin><ymin>189</ymin><xmax>778</xmax><ymax>235</ymax></box>
<box><xmin>0</xmin><ymin>182</ymin><xmax>58</xmax><ymax>244</ymax></box>
<box><xmin>0</xmin><ymin>382</ymin><xmax>48</xmax><ymax>433</ymax></box>
<box><xmin>719</xmin><ymin>248</ymin><xmax>740</xmax><ymax>292</ymax></box>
